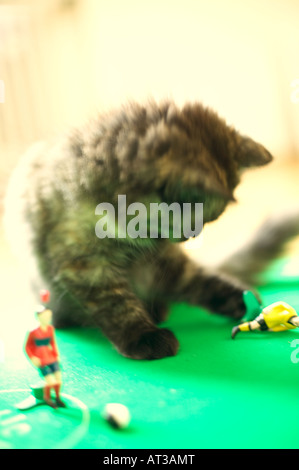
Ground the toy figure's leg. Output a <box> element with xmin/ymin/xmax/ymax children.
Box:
<box><xmin>53</xmin><ymin>370</ymin><xmax>66</xmax><ymax>407</ymax></box>
<box><xmin>290</xmin><ymin>316</ymin><xmax>299</xmax><ymax>327</ymax></box>
<box><xmin>232</xmin><ymin>314</ymin><xmax>268</xmax><ymax>339</ymax></box>
<box><xmin>231</xmin><ymin>320</ymin><xmax>261</xmax><ymax>339</ymax></box>
<box><xmin>43</xmin><ymin>374</ymin><xmax>58</xmax><ymax>408</ymax></box>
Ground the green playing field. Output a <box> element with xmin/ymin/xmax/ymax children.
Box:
<box><xmin>1</xmin><ymin>255</ymin><xmax>299</xmax><ymax>450</ymax></box>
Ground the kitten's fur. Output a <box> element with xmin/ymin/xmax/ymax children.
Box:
<box><xmin>5</xmin><ymin>100</ymin><xmax>281</xmax><ymax>359</ymax></box>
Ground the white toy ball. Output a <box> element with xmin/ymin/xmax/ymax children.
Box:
<box><xmin>103</xmin><ymin>403</ymin><xmax>131</xmax><ymax>429</ymax></box>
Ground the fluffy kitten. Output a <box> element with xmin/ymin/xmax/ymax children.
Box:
<box><xmin>5</xmin><ymin>100</ymin><xmax>276</xmax><ymax>359</ymax></box>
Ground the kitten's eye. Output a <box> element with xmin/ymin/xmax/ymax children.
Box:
<box><xmin>158</xmin><ymin>183</ymin><xmax>206</xmax><ymax>205</ymax></box>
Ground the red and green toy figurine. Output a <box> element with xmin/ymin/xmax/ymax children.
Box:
<box><xmin>20</xmin><ymin>290</ymin><xmax>66</xmax><ymax>409</ymax></box>
<box><xmin>232</xmin><ymin>291</ymin><xmax>299</xmax><ymax>339</ymax></box>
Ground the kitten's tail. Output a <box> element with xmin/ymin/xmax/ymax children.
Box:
<box><xmin>217</xmin><ymin>207</ymin><xmax>299</xmax><ymax>285</ymax></box>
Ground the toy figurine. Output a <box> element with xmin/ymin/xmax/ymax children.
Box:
<box><xmin>24</xmin><ymin>290</ymin><xmax>66</xmax><ymax>408</ymax></box>
<box><xmin>232</xmin><ymin>291</ymin><xmax>299</xmax><ymax>339</ymax></box>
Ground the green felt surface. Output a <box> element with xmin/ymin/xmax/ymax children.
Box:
<box><xmin>1</xmin><ymin>258</ymin><xmax>299</xmax><ymax>449</ymax></box>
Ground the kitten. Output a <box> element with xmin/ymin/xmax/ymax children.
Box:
<box><xmin>5</xmin><ymin>100</ymin><xmax>276</xmax><ymax>359</ymax></box>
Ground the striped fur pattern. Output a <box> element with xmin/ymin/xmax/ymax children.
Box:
<box><xmin>5</xmin><ymin>100</ymin><xmax>274</xmax><ymax>359</ymax></box>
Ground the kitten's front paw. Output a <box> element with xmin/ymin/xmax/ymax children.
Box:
<box><xmin>121</xmin><ymin>328</ymin><xmax>179</xmax><ymax>360</ymax></box>
<box><xmin>208</xmin><ymin>286</ymin><xmax>247</xmax><ymax>320</ymax></box>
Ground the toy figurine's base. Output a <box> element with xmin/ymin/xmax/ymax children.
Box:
<box><xmin>30</xmin><ymin>384</ymin><xmax>45</xmax><ymax>401</ymax></box>
<box><xmin>15</xmin><ymin>394</ymin><xmax>44</xmax><ymax>411</ymax></box>
<box><xmin>14</xmin><ymin>384</ymin><xmax>62</xmax><ymax>411</ymax></box>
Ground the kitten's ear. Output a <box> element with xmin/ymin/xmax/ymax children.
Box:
<box><xmin>236</xmin><ymin>136</ymin><xmax>273</xmax><ymax>168</ymax></box>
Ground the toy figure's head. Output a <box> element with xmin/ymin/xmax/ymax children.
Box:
<box><xmin>40</xmin><ymin>289</ymin><xmax>50</xmax><ymax>304</ymax></box>
<box><xmin>35</xmin><ymin>305</ymin><xmax>53</xmax><ymax>326</ymax></box>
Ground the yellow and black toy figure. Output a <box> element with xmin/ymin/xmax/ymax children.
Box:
<box><xmin>232</xmin><ymin>291</ymin><xmax>299</xmax><ymax>339</ymax></box>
